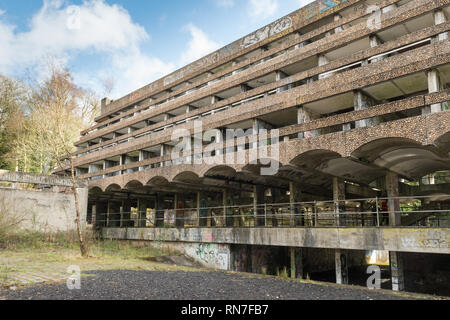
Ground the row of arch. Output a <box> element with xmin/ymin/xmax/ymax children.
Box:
<box><xmin>89</xmin><ymin>134</ymin><xmax>450</xmax><ymax>193</ymax></box>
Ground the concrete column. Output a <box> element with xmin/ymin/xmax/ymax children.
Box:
<box><xmin>333</xmin><ymin>14</ymin><xmax>343</xmax><ymax>34</ymax></box>
<box><xmin>156</xmin><ymin>193</ymin><xmax>165</xmax><ymax>227</ymax></box>
<box><xmin>354</xmin><ymin>90</ymin><xmax>378</xmax><ymax>128</ymax></box>
<box><xmin>333</xmin><ymin>177</ymin><xmax>346</xmax><ymax>227</ymax></box>
<box><xmin>297</xmin><ymin>106</ymin><xmax>319</xmax><ymax>139</ymax></box>
<box><xmin>137</xmin><ymin>199</ymin><xmax>147</xmax><ymax>228</ymax></box>
<box><xmin>139</xmin><ymin>150</ymin><xmax>149</xmax><ymax>171</ymax></box>
<box><xmin>122</xmin><ymin>200</ymin><xmax>132</xmax><ymax>227</ymax></box>
<box><xmin>223</xmin><ymin>189</ymin><xmax>228</xmax><ymax>227</ymax></box>
<box><xmin>386</xmin><ymin>172</ymin><xmax>401</xmax><ymax>226</ymax></box>
<box><xmin>119</xmin><ymin>206</ymin><xmax>124</xmax><ymax>228</ymax></box>
<box><xmin>369</xmin><ymin>35</ymin><xmax>384</xmax><ymax>63</ymax></box>
<box><xmin>197</xmin><ymin>192</ymin><xmax>202</xmax><ymax>227</ymax></box>
<box><xmin>252</xmin><ymin>119</ymin><xmax>260</xmax><ymax>149</ymax></box>
<box><xmin>91</xmin><ymin>205</ymin><xmax>97</xmax><ymax>226</ymax></box>
<box><xmin>335</xmin><ymin>249</ymin><xmax>349</xmax><ymax>285</ymax></box>
<box><xmin>434</xmin><ymin>9</ymin><xmax>448</xmax><ymax>41</ymax></box>
<box><xmin>290</xmin><ymin>248</ymin><xmax>296</xmax><ymax>279</ymax></box>
<box><xmin>390</xmin><ymin>251</ymin><xmax>405</xmax><ymax>291</ymax></box>
<box><xmin>276</xmin><ymin>70</ymin><xmax>289</xmax><ymax>92</ymax></box>
<box><xmin>253</xmin><ymin>186</ymin><xmax>265</xmax><ymax>227</ymax></box>
<box><xmin>318</xmin><ymin>55</ymin><xmax>331</xmax><ymax>79</ymax></box>
<box><xmin>424</xmin><ymin>69</ymin><xmax>442</xmax><ymax>114</ymax></box>
<box><xmin>211</xmin><ymin>96</ymin><xmax>219</xmax><ymax>105</ymax></box>
<box><xmin>289</xmin><ymin>182</ymin><xmax>302</xmax><ymax>226</ymax></box>
<box><xmin>106</xmin><ymin>201</ymin><xmax>112</xmax><ymax>227</ymax></box>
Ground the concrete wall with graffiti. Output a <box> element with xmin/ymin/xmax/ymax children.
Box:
<box><xmin>185</xmin><ymin>243</ymin><xmax>231</xmax><ymax>270</ymax></box>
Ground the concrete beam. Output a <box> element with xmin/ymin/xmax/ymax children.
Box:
<box><xmin>103</xmin><ymin>227</ymin><xmax>450</xmax><ymax>255</ymax></box>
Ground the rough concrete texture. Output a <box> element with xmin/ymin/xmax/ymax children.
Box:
<box><xmin>0</xmin><ymin>171</ymin><xmax>88</xmax><ymax>232</ymax></box>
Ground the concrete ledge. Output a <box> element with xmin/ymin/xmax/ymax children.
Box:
<box><xmin>102</xmin><ymin>227</ymin><xmax>450</xmax><ymax>254</ymax></box>
<box><xmin>0</xmin><ymin>170</ymin><xmax>87</xmax><ymax>188</ymax></box>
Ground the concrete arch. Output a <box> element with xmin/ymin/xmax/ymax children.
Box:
<box><xmin>202</xmin><ymin>165</ymin><xmax>238</xmax><ymax>179</ymax></box>
<box><xmin>105</xmin><ymin>183</ymin><xmax>122</xmax><ymax>192</ymax></box>
<box><xmin>241</xmin><ymin>159</ymin><xmax>284</xmax><ymax>176</ymax></box>
<box><xmin>290</xmin><ymin>149</ymin><xmax>342</xmax><ymax>170</ymax></box>
<box><xmin>172</xmin><ymin>171</ymin><xmax>201</xmax><ymax>184</ymax></box>
<box><xmin>351</xmin><ymin>137</ymin><xmax>450</xmax><ymax>179</ymax></box>
<box><xmin>123</xmin><ymin>180</ymin><xmax>144</xmax><ymax>190</ymax></box>
<box><xmin>351</xmin><ymin>137</ymin><xmax>423</xmax><ymax>163</ymax></box>
<box><xmin>434</xmin><ymin>131</ymin><xmax>450</xmax><ymax>154</ymax></box>
<box><xmin>88</xmin><ymin>186</ymin><xmax>103</xmax><ymax>194</ymax></box>
<box><xmin>146</xmin><ymin>176</ymin><xmax>170</xmax><ymax>187</ymax></box>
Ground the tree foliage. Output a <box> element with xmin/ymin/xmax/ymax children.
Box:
<box><xmin>0</xmin><ymin>64</ymin><xmax>100</xmax><ymax>173</ymax></box>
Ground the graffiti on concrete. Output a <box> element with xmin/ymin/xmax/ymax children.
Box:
<box><xmin>401</xmin><ymin>232</ymin><xmax>449</xmax><ymax>249</ymax></box>
<box><xmin>191</xmin><ymin>244</ymin><xmax>229</xmax><ymax>270</ymax></box>
<box><xmin>242</xmin><ymin>17</ymin><xmax>293</xmax><ymax>49</ymax></box>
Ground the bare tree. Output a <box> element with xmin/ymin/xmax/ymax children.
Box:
<box><xmin>28</xmin><ymin>63</ymin><xmax>93</xmax><ymax>257</ymax></box>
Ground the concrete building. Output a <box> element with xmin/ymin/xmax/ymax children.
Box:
<box><xmin>65</xmin><ymin>0</ymin><xmax>450</xmax><ymax>294</ymax></box>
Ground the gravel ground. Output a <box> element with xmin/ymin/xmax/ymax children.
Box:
<box><xmin>0</xmin><ymin>270</ymin><xmax>424</xmax><ymax>300</ymax></box>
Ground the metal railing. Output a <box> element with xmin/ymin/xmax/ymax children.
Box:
<box><xmin>92</xmin><ymin>195</ymin><xmax>450</xmax><ymax>229</ymax></box>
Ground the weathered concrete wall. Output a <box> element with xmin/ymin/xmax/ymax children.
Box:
<box><xmin>102</xmin><ymin>227</ymin><xmax>450</xmax><ymax>254</ymax></box>
<box><xmin>0</xmin><ymin>171</ymin><xmax>88</xmax><ymax>232</ymax></box>
<box><xmin>0</xmin><ymin>188</ymin><xmax>88</xmax><ymax>232</ymax></box>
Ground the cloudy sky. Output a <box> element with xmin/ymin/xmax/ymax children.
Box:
<box><xmin>0</xmin><ymin>0</ymin><xmax>314</xmax><ymax>98</ymax></box>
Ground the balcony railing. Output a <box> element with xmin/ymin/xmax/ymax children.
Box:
<box><xmin>92</xmin><ymin>195</ymin><xmax>450</xmax><ymax>229</ymax></box>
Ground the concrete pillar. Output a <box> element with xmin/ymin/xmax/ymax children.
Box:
<box><xmin>333</xmin><ymin>14</ymin><xmax>343</xmax><ymax>34</ymax></box>
<box><xmin>354</xmin><ymin>90</ymin><xmax>378</xmax><ymax>128</ymax></box>
<box><xmin>119</xmin><ymin>206</ymin><xmax>124</xmax><ymax>228</ymax></box>
<box><xmin>215</xmin><ymin>129</ymin><xmax>224</xmax><ymax>156</ymax></box>
<box><xmin>91</xmin><ymin>204</ymin><xmax>97</xmax><ymax>226</ymax></box>
<box><xmin>156</xmin><ymin>193</ymin><xmax>165</xmax><ymax>227</ymax></box>
<box><xmin>139</xmin><ymin>150</ymin><xmax>150</xmax><ymax>171</ymax></box>
<box><xmin>289</xmin><ymin>182</ymin><xmax>302</xmax><ymax>226</ymax></box>
<box><xmin>106</xmin><ymin>201</ymin><xmax>112</xmax><ymax>227</ymax></box>
<box><xmin>253</xmin><ymin>186</ymin><xmax>265</xmax><ymax>227</ymax></box>
<box><xmin>137</xmin><ymin>199</ymin><xmax>147</xmax><ymax>228</ymax></box>
<box><xmin>386</xmin><ymin>172</ymin><xmax>401</xmax><ymax>226</ymax></box>
<box><xmin>434</xmin><ymin>9</ymin><xmax>448</xmax><ymax>41</ymax></box>
<box><xmin>276</xmin><ymin>70</ymin><xmax>290</xmax><ymax>92</ymax></box>
<box><xmin>333</xmin><ymin>177</ymin><xmax>346</xmax><ymax>227</ymax></box>
<box><xmin>252</xmin><ymin>119</ymin><xmax>260</xmax><ymax>149</ymax></box>
<box><xmin>197</xmin><ymin>192</ymin><xmax>202</xmax><ymax>227</ymax></box>
<box><xmin>424</xmin><ymin>69</ymin><xmax>442</xmax><ymax>114</ymax></box>
<box><xmin>318</xmin><ymin>55</ymin><xmax>331</xmax><ymax>79</ymax></box>
<box><xmin>369</xmin><ymin>35</ymin><xmax>384</xmax><ymax>63</ymax></box>
<box><xmin>390</xmin><ymin>251</ymin><xmax>405</xmax><ymax>291</ymax></box>
<box><xmin>223</xmin><ymin>189</ymin><xmax>228</xmax><ymax>227</ymax></box>
<box><xmin>122</xmin><ymin>200</ymin><xmax>132</xmax><ymax>227</ymax></box>
<box><xmin>290</xmin><ymin>248</ymin><xmax>296</xmax><ymax>279</ymax></box>
<box><xmin>211</xmin><ymin>96</ymin><xmax>219</xmax><ymax>105</ymax></box>
<box><xmin>297</xmin><ymin>106</ymin><xmax>319</xmax><ymax>139</ymax></box>
<box><xmin>335</xmin><ymin>249</ymin><xmax>349</xmax><ymax>285</ymax></box>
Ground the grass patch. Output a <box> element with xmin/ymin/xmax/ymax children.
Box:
<box><xmin>0</xmin><ymin>231</ymin><xmax>203</xmax><ymax>289</ymax></box>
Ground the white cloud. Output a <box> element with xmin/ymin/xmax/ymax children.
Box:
<box><xmin>247</xmin><ymin>0</ymin><xmax>279</xmax><ymax>20</ymax></box>
<box><xmin>0</xmin><ymin>9</ymin><xmax>5</xmax><ymax>16</ymax></box>
<box><xmin>216</xmin><ymin>0</ymin><xmax>234</xmax><ymax>8</ymax></box>
<box><xmin>179</xmin><ymin>23</ymin><xmax>221</xmax><ymax>67</ymax></box>
<box><xmin>0</xmin><ymin>0</ymin><xmax>175</xmax><ymax>98</ymax></box>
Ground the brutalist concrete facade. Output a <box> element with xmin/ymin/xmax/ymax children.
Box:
<box><xmin>67</xmin><ymin>0</ymin><xmax>450</xmax><ymax>293</ymax></box>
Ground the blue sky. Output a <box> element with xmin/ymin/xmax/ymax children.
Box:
<box><xmin>0</xmin><ymin>0</ymin><xmax>313</xmax><ymax>98</ymax></box>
